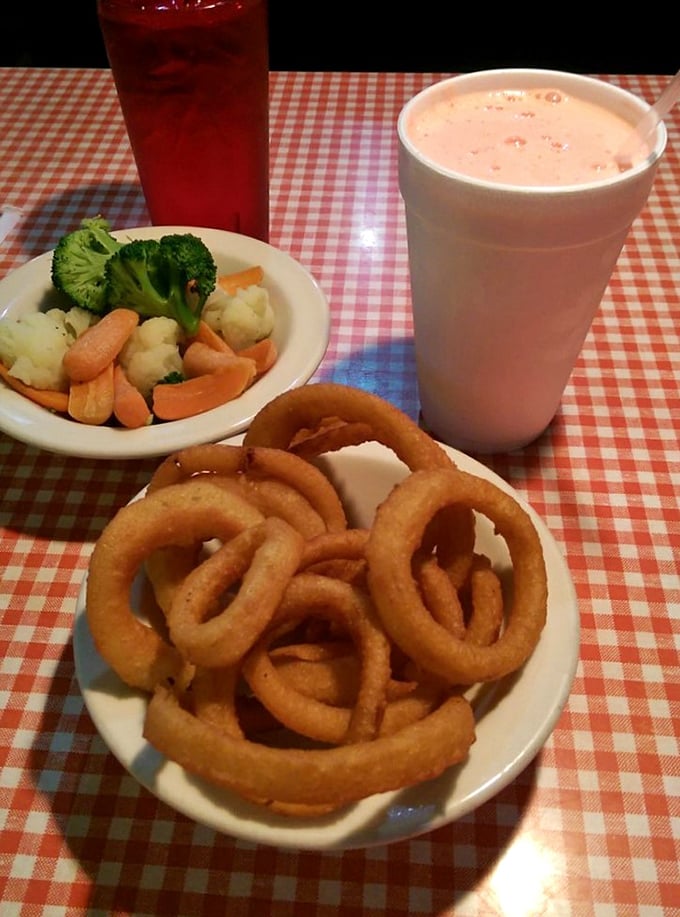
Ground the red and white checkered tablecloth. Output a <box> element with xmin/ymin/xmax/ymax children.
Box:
<box><xmin>0</xmin><ymin>68</ymin><xmax>678</xmax><ymax>916</ymax></box>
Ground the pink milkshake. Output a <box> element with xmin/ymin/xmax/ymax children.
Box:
<box><xmin>405</xmin><ymin>86</ymin><xmax>648</xmax><ymax>187</ymax></box>
<box><xmin>398</xmin><ymin>70</ymin><xmax>665</xmax><ymax>453</ymax></box>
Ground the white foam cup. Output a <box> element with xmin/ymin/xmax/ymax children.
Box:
<box><xmin>398</xmin><ymin>69</ymin><xmax>666</xmax><ymax>453</ymax></box>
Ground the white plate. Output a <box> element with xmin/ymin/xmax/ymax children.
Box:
<box><xmin>73</xmin><ymin>440</ymin><xmax>579</xmax><ymax>851</ymax></box>
<box><xmin>0</xmin><ymin>227</ymin><xmax>330</xmax><ymax>459</ymax></box>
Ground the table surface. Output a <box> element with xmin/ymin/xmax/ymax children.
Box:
<box><xmin>0</xmin><ymin>68</ymin><xmax>678</xmax><ymax>916</ymax></box>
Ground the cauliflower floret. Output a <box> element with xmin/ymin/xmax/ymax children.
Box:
<box><xmin>202</xmin><ymin>283</ymin><xmax>274</xmax><ymax>352</ymax></box>
<box><xmin>0</xmin><ymin>306</ymin><xmax>95</xmax><ymax>391</ymax></box>
<box><xmin>119</xmin><ymin>316</ymin><xmax>183</xmax><ymax>398</ymax></box>
<box><xmin>63</xmin><ymin>307</ymin><xmax>96</xmax><ymax>340</ymax></box>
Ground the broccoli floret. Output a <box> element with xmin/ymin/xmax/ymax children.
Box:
<box><xmin>50</xmin><ymin>216</ymin><xmax>122</xmax><ymax>315</ymax></box>
<box><xmin>157</xmin><ymin>370</ymin><xmax>185</xmax><ymax>385</ymax></box>
<box><xmin>104</xmin><ymin>233</ymin><xmax>217</xmax><ymax>335</ymax></box>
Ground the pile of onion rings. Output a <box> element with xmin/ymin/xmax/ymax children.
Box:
<box><xmin>85</xmin><ymin>382</ymin><xmax>548</xmax><ymax>817</ymax></box>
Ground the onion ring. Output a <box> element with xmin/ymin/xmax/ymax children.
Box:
<box><xmin>366</xmin><ymin>467</ymin><xmax>548</xmax><ymax>684</ymax></box>
<box><xmin>144</xmin><ymin>544</ymin><xmax>203</xmax><ymax>619</ymax></box>
<box><xmin>244</xmin><ymin>383</ymin><xmax>476</xmax><ymax>585</ymax></box>
<box><xmin>208</xmin><ymin>474</ymin><xmax>329</xmax><ymax>539</ymax></box>
<box><xmin>241</xmin><ymin>573</ymin><xmax>392</xmax><ymax>745</ymax></box>
<box><xmin>86</xmin><ymin>479</ymin><xmax>264</xmax><ymax>691</ymax></box>
<box><xmin>378</xmin><ymin>682</ymin><xmax>447</xmax><ymax>735</ymax></box>
<box><xmin>144</xmin><ymin>472</ymin><xmax>329</xmax><ymax>616</ymax></box>
<box><xmin>190</xmin><ymin>663</ymin><xmax>243</xmax><ymax>737</ymax></box>
<box><xmin>288</xmin><ymin>416</ymin><xmax>375</xmax><ymax>459</ymax></box>
<box><xmin>147</xmin><ymin>443</ymin><xmax>348</xmax><ymax>534</ymax></box>
<box><xmin>271</xmin><ymin>643</ymin><xmax>367</xmax><ymax>707</ymax></box>
<box><xmin>414</xmin><ymin>554</ymin><xmax>467</xmax><ymax>639</ymax></box>
<box><xmin>244</xmin><ymin>382</ymin><xmax>455</xmax><ymax>471</ymax></box>
<box><xmin>188</xmin><ymin>665</ymin><xmax>342</xmax><ymax>817</ymax></box>
<box><xmin>144</xmin><ymin>682</ymin><xmax>475</xmax><ymax>810</ymax></box>
<box><xmin>296</xmin><ymin>528</ymin><xmax>369</xmax><ymax>584</ymax></box>
<box><xmin>269</xmin><ymin>640</ymin><xmax>360</xmax><ymax>706</ymax></box>
<box><xmin>463</xmin><ymin>554</ymin><xmax>505</xmax><ymax>647</ymax></box>
<box><xmin>270</xmin><ymin>639</ymin><xmax>415</xmax><ymax>701</ymax></box>
<box><xmin>167</xmin><ymin>517</ymin><xmax>305</xmax><ymax>668</ymax></box>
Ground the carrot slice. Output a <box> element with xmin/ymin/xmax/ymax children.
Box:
<box><xmin>68</xmin><ymin>361</ymin><xmax>115</xmax><ymax>425</ymax></box>
<box><xmin>63</xmin><ymin>308</ymin><xmax>140</xmax><ymax>383</ymax></box>
<box><xmin>0</xmin><ymin>361</ymin><xmax>69</xmax><ymax>413</ymax></box>
<box><xmin>152</xmin><ymin>362</ymin><xmax>257</xmax><ymax>421</ymax></box>
<box><xmin>182</xmin><ymin>341</ymin><xmax>255</xmax><ymax>379</ymax></box>
<box><xmin>188</xmin><ymin>320</ymin><xmax>236</xmax><ymax>355</ymax></box>
<box><xmin>237</xmin><ymin>337</ymin><xmax>278</xmax><ymax>376</ymax></box>
<box><xmin>217</xmin><ymin>265</ymin><xmax>264</xmax><ymax>296</ymax></box>
<box><xmin>113</xmin><ymin>363</ymin><xmax>153</xmax><ymax>429</ymax></box>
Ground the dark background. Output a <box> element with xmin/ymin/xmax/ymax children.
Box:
<box><xmin>1</xmin><ymin>5</ymin><xmax>677</xmax><ymax>74</ymax></box>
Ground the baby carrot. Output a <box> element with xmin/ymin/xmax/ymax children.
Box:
<box><xmin>182</xmin><ymin>341</ymin><xmax>255</xmax><ymax>379</ymax></box>
<box><xmin>113</xmin><ymin>363</ymin><xmax>153</xmax><ymax>429</ymax></box>
<box><xmin>68</xmin><ymin>361</ymin><xmax>115</xmax><ymax>425</ymax></box>
<box><xmin>0</xmin><ymin>361</ymin><xmax>69</xmax><ymax>413</ymax></box>
<box><xmin>187</xmin><ymin>320</ymin><xmax>236</xmax><ymax>355</ymax></box>
<box><xmin>217</xmin><ymin>265</ymin><xmax>264</xmax><ymax>296</ymax></box>
<box><xmin>63</xmin><ymin>308</ymin><xmax>140</xmax><ymax>383</ymax></box>
<box><xmin>237</xmin><ymin>337</ymin><xmax>278</xmax><ymax>376</ymax></box>
<box><xmin>152</xmin><ymin>362</ymin><xmax>257</xmax><ymax>421</ymax></box>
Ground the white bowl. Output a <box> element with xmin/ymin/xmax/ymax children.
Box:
<box><xmin>0</xmin><ymin>226</ymin><xmax>330</xmax><ymax>459</ymax></box>
<box><xmin>73</xmin><ymin>439</ymin><xmax>579</xmax><ymax>851</ymax></box>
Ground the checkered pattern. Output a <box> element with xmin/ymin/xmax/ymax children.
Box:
<box><xmin>1</xmin><ymin>68</ymin><xmax>678</xmax><ymax>916</ymax></box>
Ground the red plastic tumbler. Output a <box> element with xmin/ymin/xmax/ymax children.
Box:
<box><xmin>97</xmin><ymin>0</ymin><xmax>269</xmax><ymax>241</ymax></box>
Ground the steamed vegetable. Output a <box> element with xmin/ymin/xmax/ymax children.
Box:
<box><xmin>51</xmin><ymin>216</ymin><xmax>122</xmax><ymax>314</ymax></box>
<box><xmin>202</xmin><ymin>279</ymin><xmax>274</xmax><ymax>351</ymax></box>
<box><xmin>0</xmin><ymin>307</ymin><xmax>94</xmax><ymax>390</ymax></box>
<box><xmin>0</xmin><ymin>216</ymin><xmax>275</xmax><ymax>426</ymax></box>
<box><xmin>117</xmin><ymin>316</ymin><xmax>184</xmax><ymax>399</ymax></box>
<box><xmin>50</xmin><ymin>219</ymin><xmax>218</xmax><ymax>337</ymax></box>
<box><xmin>105</xmin><ymin>233</ymin><xmax>217</xmax><ymax>335</ymax></box>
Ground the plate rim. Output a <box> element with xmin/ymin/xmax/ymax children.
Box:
<box><xmin>0</xmin><ymin>226</ymin><xmax>330</xmax><ymax>459</ymax></box>
<box><xmin>73</xmin><ymin>439</ymin><xmax>580</xmax><ymax>851</ymax></box>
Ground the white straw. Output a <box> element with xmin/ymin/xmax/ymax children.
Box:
<box><xmin>616</xmin><ymin>69</ymin><xmax>680</xmax><ymax>166</ymax></box>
